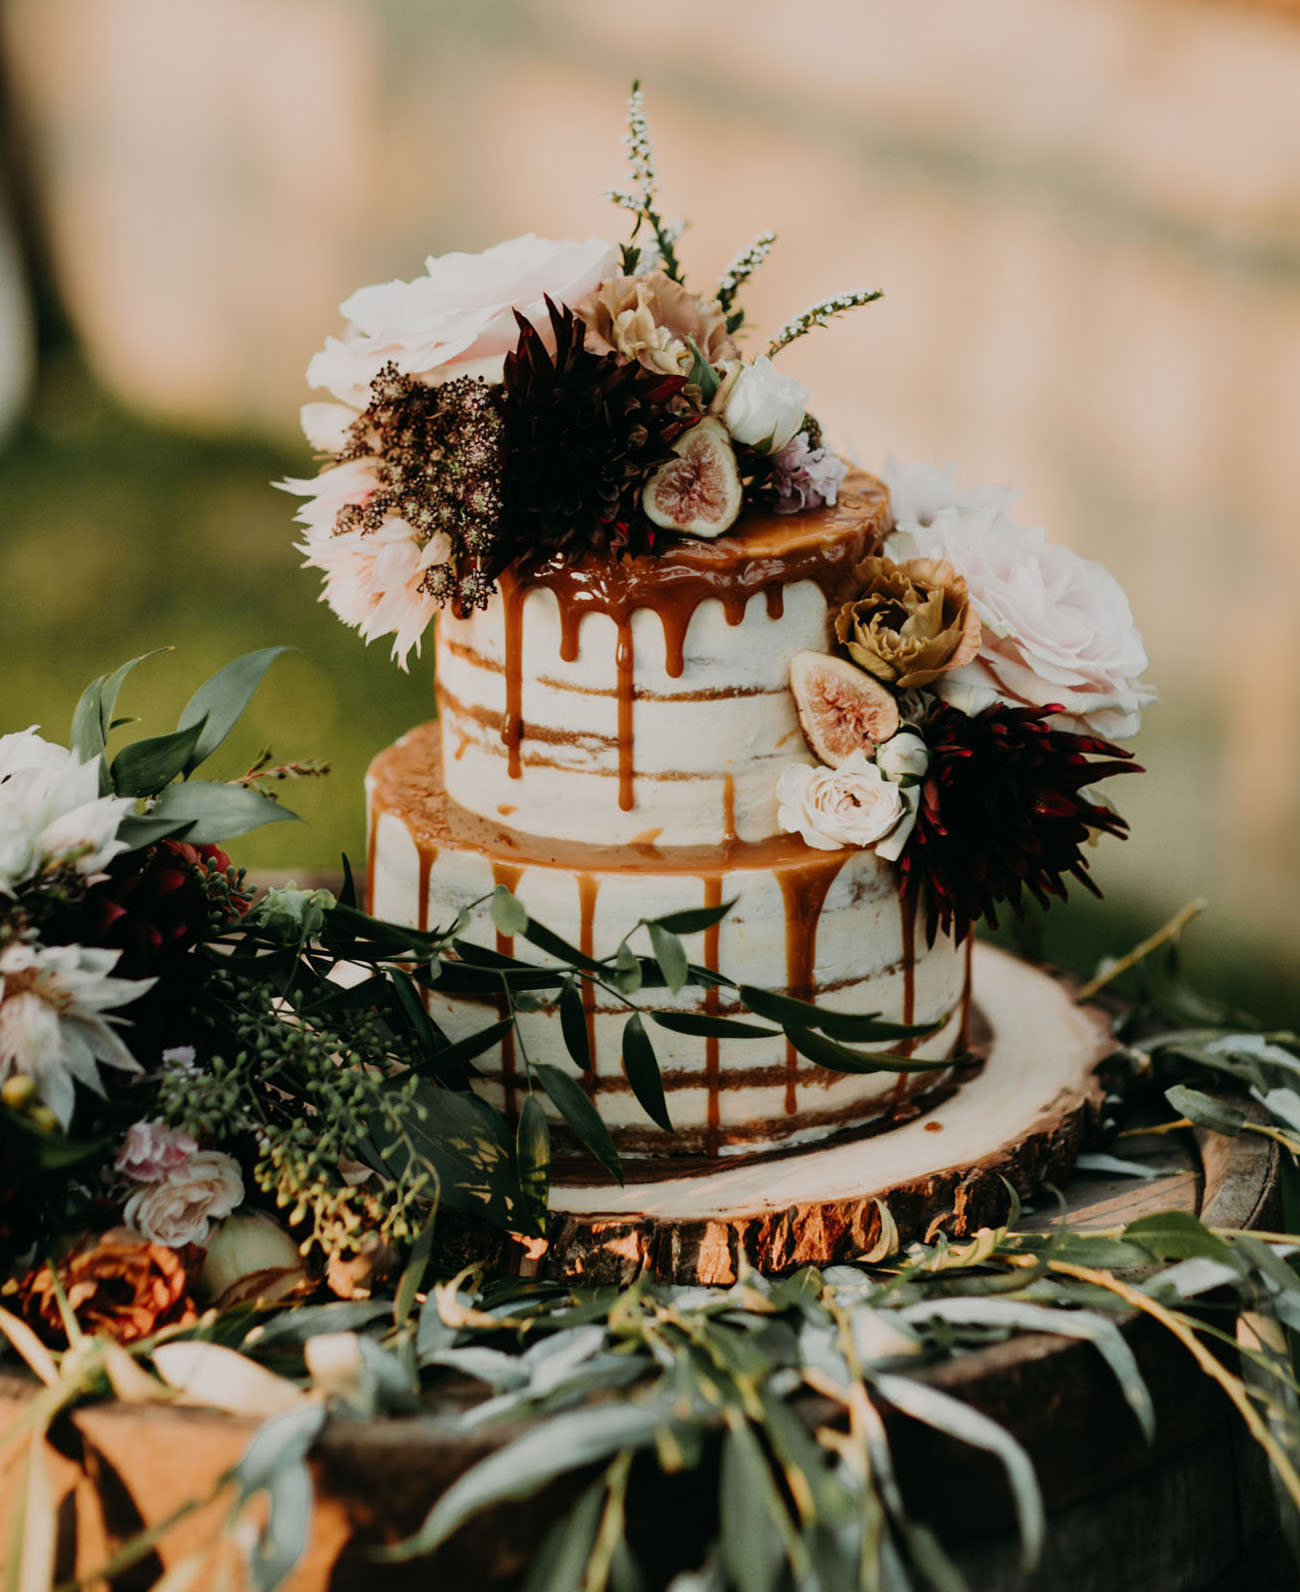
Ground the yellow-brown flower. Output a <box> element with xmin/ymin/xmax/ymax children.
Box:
<box><xmin>18</xmin><ymin>1228</ymin><xmax>198</xmax><ymax>1346</ymax></box>
<box><xmin>574</xmin><ymin>272</ymin><xmax>737</xmax><ymax>379</ymax></box>
<box><xmin>835</xmin><ymin>557</ymin><xmax>981</xmax><ymax>690</ymax></box>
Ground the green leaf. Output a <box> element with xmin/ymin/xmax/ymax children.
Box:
<box><xmin>738</xmin><ymin>984</ymin><xmax>939</xmax><ymax>1043</ymax></box>
<box><xmin>338</xmin><ymin>853</ymin><xmax>359</xmax><ymax>910</ymax></box>
<box><xmin>720</xmin><ymin>1419</ymin><xmax>789</xmax><ymax>1592</ymax></box>
<box><xmin>108</xmin><ymin>718</ymin><xmax>207</xmax><ymax>798</ymax></box>
<box><xmin>535</xmin><ymin>1064</ymin><xmax>622</xmax><ymax>1185</ymax></box>
<box><xmin>559</xmin><ymin>980</ymin><xmax>593</xmax><ymax>1071</ymax></box>
<box><xmin>147</xmin><ymin>781</ymin><xmax>299</xmax><ymax>844</ymax></box>
<box><xmin>683</xmin><ymin>337</ymin><xmax>722</xmax><ymax>404</ymax></box>
<box><xmin>490</xmin><ymin>886</ymin><xmax>529</xmax><ymax>938</ymax></box>
<box><xmin>648</xmin><ymin>898</ymin><xmax>738</xmax><ymax>936</ymax></box>
<box><xmin>1165</xmin><ymin>1084</ymin><xmax>1246</xmax><ymax>1138</ymax></box>
<box><xmin>1073</xmin><ymin>1151</ymin><xmax>1160</xmax><ymax>1181</ymax></box>
<box><xmin>517</xmin><ymin>1095</ymin><xmax>551</xmax><ymax>1237</ymax></box>
<box><xmin>381</xmin><ymin>1402</ymin><xmax>670</xmax><ymax>1561</ymax></box>
<box><xmin>648</xmin><ymin>924</ymin><xmax>688</xmax><ymax>994</ymax></box>
<box><xmin>69</xmin><ymin>650</ymin><xmax>167</xmax><ymax>788</ymax></box>
<box><xmin>1123</xmin><ymin>1210</ymin><xmax>1236</xmax><ymax>1264</ymax></box>
<box><xmin>874</xmin><ymin>1373</ymin><xmax>1044</xmax><ymax>1572</ymax></box>
<box><xmin>614</xmin><ymin>941</ymin><xmax>642</xmax><ymax>995</ymax></box>
<box><xmin>114</xmin><ymin>814</ymin><xmax>197</xmax><ymax>851</ymax></box>
<box><xmin>519</xmin><ymin>918</ymin><xmax>605</xmax><ymax>974</ymax></box>
<box><xmin>621</xmin><ymin>1013</ymin><xmax>672</xmax><ymax>1133</ymax></box>
<box><xmin>785</xmin><ymin>1026</ymin><xmax>952</xmax><ymax>1075</ymax></box>
<box><xmin>177</xmin><ymin>646</ymin><xmax>292</xmax><ymax>774</ymax></box>
<box><xmin>650</xmin><ymin>1010</ymin><xmax>778</xmax><ymax>1041</ymax></box>
<box><xmin>248</xmin><ymin>1461</ymin><xmax>314</xmax><ymax>1592</ymax></box>
<box><xmin>522</xmin><ymin>1474</ymin><xmax>608</xmax><ymax>1592</ymax></box>
<box><xmin>233</xmin><ymin>1404</ymin><xmax>326</xmax><ymax>1498</ymax></box>
<box><xmin>393</xmin><ymin>1207</ymin><xmax>438</xmax><ymax>1329</ymax></box>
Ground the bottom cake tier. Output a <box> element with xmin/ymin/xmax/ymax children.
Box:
<box><xmin>367</xmin><ymin>724</ymin><xmax>972</xmax><ymax>1158</ymax></box>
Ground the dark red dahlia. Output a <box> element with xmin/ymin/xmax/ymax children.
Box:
<box><xmin>499</xmin><ymin>297</ymin><xmax>688</xmax><ymax>567</ymax></box>
<box><xmin>899</xmin><ymin>703</ymin><xmax>1141</xmax><ymax>948</ymax></box>
<box><xmin>84</xmin><ymin>841</ymin><xmax>251</xmax><ymax>981</ymax></box>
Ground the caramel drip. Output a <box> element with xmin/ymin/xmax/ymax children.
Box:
<box><xmin>777</xmin><ymin>850</ymin><xmax>853</xmax><ymax>1114</ymax></box>
<box><xmin>416</xmin><ymin>844</ymin><xmax>434</xmax><ymax>934</ymax></box>
<box><xmin>615</xmin><ymin>619</ymin><xmax>635</xmax><ymax>811</ymax></box>
<box><xmin>701</xmin><ymin>875</ymin><xmax>724</xmax><ymax>1156</ymax></box>
<box><xmin>958</xmin><ymin>933</ymin><xmax>974</xmax><ymax>1051</ymax></box>
<box><xmin>489</xmin><ymin>475</ymin><xmax>887</xmax><ymax>805</ymax></box>
<box><xmin>721</xmin><ymin>772</ymin><xmax>738</xmax><ymax>849</ymax></box>
<box><xmin>578</xmin><ymin>872</ymin><xmax>600</xmax><ymax>1088</ymax></box>
<box><xmin>365</xmin><ymin>817</ymin><xmax>377</xmax><ymax>917</ymax></box>
<box><xmin>491</xmin><ymin>860</ymin><xmax>524</xmax><ymax>1120</ymax></box>
<box><xmin>501</xmin><ymin>576</ymin><xmax>527</xmax><ymax>780</ymax></box>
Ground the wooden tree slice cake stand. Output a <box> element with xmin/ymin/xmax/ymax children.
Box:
<box><xmin>531</xmin><ymin>944</ymin><xmax>1111</xmax><ymax>1285</ymax></box>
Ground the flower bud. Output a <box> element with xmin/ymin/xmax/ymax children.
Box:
<box><xmin>251</xmin><ymin>885</ymin><xmax>335</xmax><ymax>944</ymax></box>
<box><xmin>876</xmin><ymin>731</ymin><xmax>930</xmax><ymax>784</ymax></box>
<box><xmin>1</xmin><ymin>1074</ymin><xmax>36</xmax><ymax>1111</ymax></box>
<box><xmin>197</xmin><ymin>1211</ymin><xmax>309</xmax><ymax>1308</ymax></box>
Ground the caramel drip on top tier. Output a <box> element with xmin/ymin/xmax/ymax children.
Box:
<box><xmin>490</xmin><ymin>472</ymin><xmax>888</xmax><ymax>813</ymax></box>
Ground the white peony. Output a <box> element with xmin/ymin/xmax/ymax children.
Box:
<box><xmin>124</xmin><ymin>1150</ymin><xmax>244</xmax><ymax>1247</ymax></box>
<box><xmin>0</xmin><ymin>730</ymin><xmax>133</xmax><ymax>896</ymax></box>
<box><xmin>888</xmin><ymin>504</ymin><xmax>1155</xmax><ymax>740</ymax></box>
<box><xmin>0</xmin><ymin>943</ymin><xmax>151</xmax><ymax>1129</ymax></box>
<box><xmin>305</xmin><ymin>234</ymin><xmax>619</xmax><ymax>409</ymax></box>
<box><xmin>881</xmin><ymin>456</ymin><xmax>1016</xmax><ymax>532</ymax></box>
<box><xmin>777</xmin><ymin>752</ymin><xmax>907</xmax><ymax>852</ymax></box>
<box><xmin>722</xmin><ymin>357</ymin><xmax>809</xmax><ymax>453</ymax></box>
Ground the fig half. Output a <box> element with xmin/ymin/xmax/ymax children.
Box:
<box><xmin>642</xmin><ymin>417</ymin><xmax>743</xmax><ymax>538</ymax></box>
<box><xmin>789</xmin><ymin>651</ymin><xmax>901</xmax><ymax>767</ymax></box>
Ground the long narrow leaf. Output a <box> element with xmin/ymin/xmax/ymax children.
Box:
<box><xmin>622</xmin><ymin>1013</ymin><xmax>672</xmax><ymax>1132</ymax></box>
<box><xmin>785</xmin><ymin>1026</ymin><xmax>951</xmax><ymax>1076</ymax></box>
<box><xmin>739</xmin><ymin>984</ymin><xmax>938</xmax><ymax>1042</ymax></box>
<box><xmin>535</xmin><ymin>1064</ymin><xmax>623</xmax><ymax>1184</ymax></box>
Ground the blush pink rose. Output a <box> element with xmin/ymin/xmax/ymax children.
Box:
<box><xmin>124</xmin><ymin>1150</ymin><xmax>244</xmax><ymax>1247</ymax></box>
<box><xmin>777</xmin><ymin>753</ymin><xmax>908</xmax><ymax>852</ymax></box>
<box><xmin>305</xmin><ymin>234</ymin><xmax>619</xmax><ymax>408</ymax></box>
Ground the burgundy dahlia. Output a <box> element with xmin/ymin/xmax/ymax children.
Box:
<box><xmin>899</xmin><ymin>703</ymin><xmax>1141</xmax><ymax>948</ymax></box>
<box><xmin>85</xmin><ymin>841</ymin><xmax>251</xmax><ymax>981</ymax></box>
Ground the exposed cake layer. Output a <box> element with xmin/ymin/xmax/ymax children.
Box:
<box><xmin>436</xmin><ymin>471</ymin><xmax>889</xmax><ymax>848</ymax></box>
<box><xmin>368</xmin><ymin>726</ymin><xmax>969</xmax><ymax>1158</ymax></box>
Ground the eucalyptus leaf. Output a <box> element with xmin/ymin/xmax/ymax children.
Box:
<box><xmin>615</xmin><ymin>941</ymin><xmax>643</xmax><ymax>995</ymax></box>
<box><xmin>517</xmin><ymin>1095</ymin><xmax>551</xmax><ymax>1237</ymax></box>
<box><xmin>246</xmin><ymin>1461</ymin><xmax>314</xmax><ymax>1592</ymax></box>
<box><xmin>69</xmin><ymin>650</ymin><xmax>166</xmax><ymax>777</ymax></box>
<box><xmin>522</xmin><ymin>1474</ymin><xmax>608</xmax><ymax>1592</ymax></box>
<box><xmin>649</xmin><ymin>899</ymin><xmax>737</xmax><ymax>936</ymax></box>
<box><xmin>535</xmin><ymin>1064</ymin><xmax>623</xmax><ymax>1184</ymax></box>
<box><xmin>491</xmin><ymin>886</ymin><xmax>529</xmax><ymax>938</ymax></box>
<box><xmin>1123</xmin><ymin>1210</ymin><xmax>1236</xmax><ymax>1265</ymax></box>
<box><xmin>109</xmin><ymin>718</ymin><xmax>207</xmax><ymax>798</ymax></box>
<box><xmin>738</xmin><ymin>985</ymin><xmax>938</xmax><ymax>1043</ymax></box>
<box><xmin>622</xmin><ymin>1013</ymin><xmax>672</xmax><ymax>1132</ymax></box>
<box><xmin>649</xmin><ymin>924</ymin><xmax>688</xmax><ymax>994</ymax></box>
<box><xmin>233</xmin><ymin>1404</ymin><xmax>327</xmax><ymax>1497</ymax></box>
<box><xmin>381</xmin><ymin>1402</ymin><xmax>669</xmax><ymax>1560</ymax></box>
<box><xmin>650</xmin><ymin>1011</ymin><xmax>779</xmax><ymax>1041</ymax></box>
<box><xmin>559</xmin><ymin>981</ymin><xmax>593</xmax><ymax>1072</ymax></box>
<box><xmin>519</xmin><ymin>918</ymin><xmax>605</xmax><ymax>973</ymax></box>
<box><xmin>1165</xmin><ymin>1084</ymin><xmax>1246</xmax><ymax>1138</ymax></box>
<box><xmin>874</xmin><ymin>1373</ymin><xmax>1044</xmax><ymax>1572</ymax></box>
<box><xmin>147</xmin><ymin>781</ymin><xmax>298</xmax><ymax>845</ymax></box>
<box><xmin>720</xmin><ymin>1419</ymin><xmax>789</xmax><ymax>1592</ymax></box>
<box><xmin>114</xmin><ymin>814</ymin><xmax>197</xmax><ymax>851</ymax></box>
<box><xmin>784</xmin><ymin>1026</ymin><xmax>951</xmax><ymax>1076</ymax></box>
<box><xmin>1072</xmin><ymin>1152</ymin><xmax>1161</xmax><ymax>1181</ymax></box>
<box><xmin>177</xmin><ymin>646</ymin><xmax>292</xmax><ymax>774</ymax></box>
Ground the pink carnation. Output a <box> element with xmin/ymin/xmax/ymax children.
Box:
<box><xmin>771</xmin><ymin>434</ymin><xmax>848</xmax><ymax>514</ymax></box>
<box><xmin>116</xmin><ymin>1119</ymin><xmax>198</xmax><ymax>1183</ymax></box>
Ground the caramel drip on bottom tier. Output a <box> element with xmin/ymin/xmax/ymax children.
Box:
<box><xmin>958</xmin><ymin>934</ymin><xmax>974</xmax><ymax>1051</ymax></box>
<box><xmin>416</xmin><ymin>845</ymin><xmax>434</xmax><ymax>934</ymax></box>
<box><xmin>701</xmin><ymin>875</ymin><xmax>724</xmax><ymax>1156</ymax></box>
<box><xmin>890</xmin><ymin>892</ymin><xmax>919</xmax><ymax>1103</ymax></box>
<box><xmin>577</xmin><ymin>872</ymin><xmax>601</xmax><ymax>1093</ymax></box>
<box><xmin>777</xmin><ymin>850</ymin><xmax>853</xmax><ymax>1114</ymax></box>
<box><xmin>491</xmin><ymin>860</ymin><xmax>523</xmax><ymax>1120</ymax></box>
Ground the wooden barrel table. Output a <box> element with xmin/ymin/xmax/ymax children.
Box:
<box><xmin>1</xmin><ymin>1061</ymin><xmax>1291</xmax><ymax>1592</ymax></box>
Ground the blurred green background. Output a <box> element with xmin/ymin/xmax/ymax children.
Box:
<box><xmin>2</xmin><ymin>0</ymin><xmax>1298</xmax><ymax>1023</ymax></box>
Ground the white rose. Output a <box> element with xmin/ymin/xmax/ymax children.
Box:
<box><xmin>777</xmin><ymin>752</ymin><xmax>906</xmax><ymax>852</ymax></box>
<box><xmin>876</xmin><ymin>730</ymin><xmax>929</xmax><ymax>783</ymax></box>
<box><xmin>722</xmin><ymin>357</ymin><xmax>808</xmax><ymax>453</ymax></box>
<box><xmin>124</xmin><ymin>1150</ymin><xmax>244</xmax><ymax>1247</ymax></box>
<box><xmin>305</xmin><ymin>234</ymin><xmax>619</xmax><ymax>408</ymax></box>
<box><xmin>881</xmin><ymin>456</ymin><xmax>1016</xmax><ymax>531</ymax></box>
<box><xmin>889</xmin><ymin>504</ymin><xmax>1155</xmax><ymax>741</ymax></box>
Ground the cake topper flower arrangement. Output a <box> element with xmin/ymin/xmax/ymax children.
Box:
<box><xmin>778</xmin><ymin>459</ymin><xmax>1155</xmax><ymax>944</ymax></box>
<box><xmin>283</xmin><ymin>82</ymin><xmax>880</xmax><ymax>664</ymax></box>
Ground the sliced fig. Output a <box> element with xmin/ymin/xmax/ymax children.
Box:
<box><xmin>789</xmin><ymin>651</ymin><xmax>901</xmax><ymax>767</ymax></box>
<box><xmin>642</xmin><ymin>417</ymin><xmax>743</xmax><ymax>538</ymax></box>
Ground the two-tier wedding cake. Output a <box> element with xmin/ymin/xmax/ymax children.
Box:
<box><xmin>285</xmin><ymin>89</ymin><xmax>1151</xmax><ymax>1166</ymax></box>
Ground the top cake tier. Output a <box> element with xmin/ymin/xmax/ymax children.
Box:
<box><xmin>435</xmin><ymin>468</ymin><xmax>889</xmax><ymax>848</ymax></box>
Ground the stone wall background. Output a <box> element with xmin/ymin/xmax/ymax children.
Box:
<box><xmin>3</xmin><ymin>0</ymin><xmax>1299</xmax><ymax>982</ymax></box>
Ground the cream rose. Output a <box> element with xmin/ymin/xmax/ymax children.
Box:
<box><xmin>876</xmin><ymin>730</ymin><xmax>929</xmax><ymax>783</ymax></box>
<box><xmin>777</xmin><ymin>752</ymin><xmax>907</xmax><ymax>852</ymax></box>
<box><xmin>305</xmin><ymin>234</ymin><xmax>619</xmax><ymax>408</ymax></box>
<box><xmin>124</xmin><ymin>1150</ymin><xmax>244</xmax><ymax>1248</ymax></box>
<box><xmin>889</xmin><ymin>505</ymin><xmax>1155</xmax><ymax>740</ymax></box>
<box><xmin>722</xmin><ymin>357</ymin><xmax>808</xmax><ymax>453</ymax></box>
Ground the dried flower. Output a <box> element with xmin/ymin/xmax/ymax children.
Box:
<box><xmin>575</xmin><ymin>271</ymin><xmax>736</xmax><ymax>379</ymax></box>
<box><xmin>19</xmin><ymin>1228</ymin><xmax>198</xmax><ymax>1346</ymax></box>
<box><xmin>899</xmin><ymin>703</ymin><xmax>1141</xmax><ymax>947</ymax></box>
<box><xmin>835</xmin><ymin>556</ymin><xmax>981</xmax><ymax>691</ymax></box>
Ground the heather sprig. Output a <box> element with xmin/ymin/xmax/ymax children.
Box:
<box><xmin>767</xmin><ymin>289</ymin><xmax>885</xmax><ymax>358</ymax></box>
<box><xmin>606</xmin><ymin>81</ymin><xmax>685</xmax><ymax>285</ymax></box>
<box><xmin>716</xmin><ymin>230</ymin><xmax>777</xmax><ymax>328</ymax></box>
